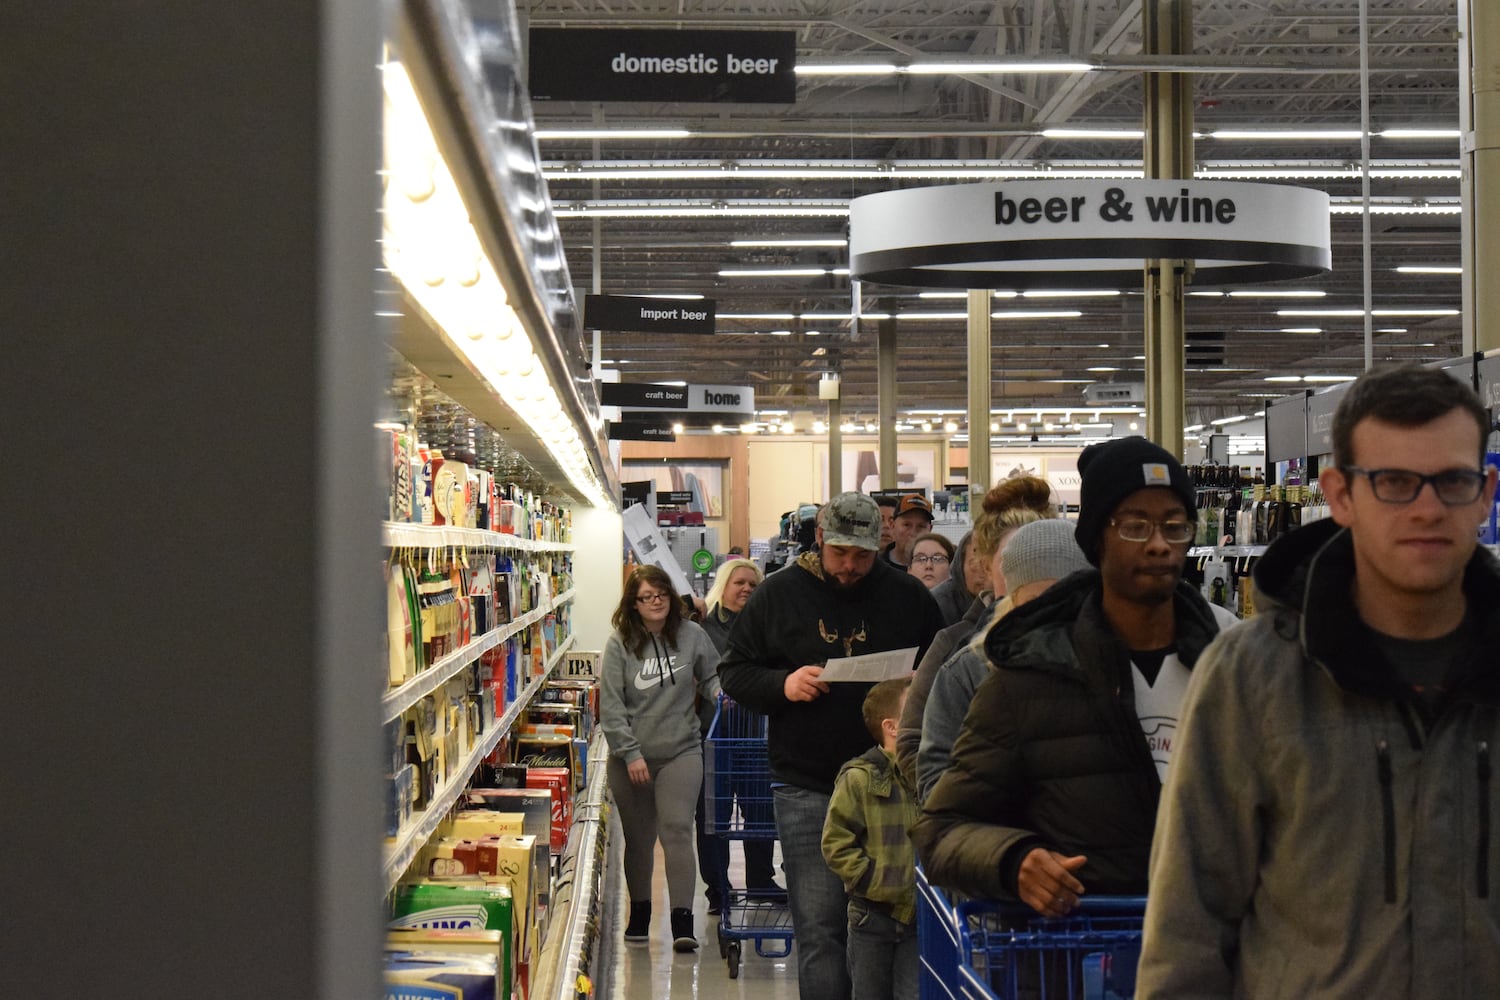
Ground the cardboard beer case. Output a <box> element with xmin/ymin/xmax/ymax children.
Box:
<box><xmin>383</xmin><ymin>950</ymin><xmax>500</xmax><ymax>1000</ymax></box>
<box><xmin>389</xmin><ymin>881</ymin><xmax>513</xmax><ymax>995</ymax></box>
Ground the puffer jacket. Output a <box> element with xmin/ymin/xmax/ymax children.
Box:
<box><xmin>911</xmin><ymin>569</ymin><xmax>1228</xmax><ymax>900</ymax></box>
<box><xmin>894</xmin><ymin>590</ymin><xmax>995</xmax><ymax>789</ymax></box>
<box><xmin>1138</xmin><ymin>519</ymin><xmax>1500</xmax><ymax>999</ymax></box>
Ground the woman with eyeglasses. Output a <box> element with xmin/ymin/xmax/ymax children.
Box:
<box><xmin>906</xmin><ymin>532</ymin><xmax>956</xmax><ymax>589</ymax></box>
<box><xmin>601</xmin><ymin>565</ymin><xmax>722</xmax><ymax>952</ymax></box>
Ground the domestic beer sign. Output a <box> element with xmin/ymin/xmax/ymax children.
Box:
<box><xmin>529</xmin><ymin>29</ymin><xmax>797</xmax><ymax>104</ymax></box>
<box><xmin>585</xmin><ymin>294</ymin><xmax>717</xmax><ymax>335</ymax></box>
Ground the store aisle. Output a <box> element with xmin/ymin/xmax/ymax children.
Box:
<box><xmin>608</xmin><ymin>841</ymin><xmax>798</xmax><ymax>1000</ymax></box>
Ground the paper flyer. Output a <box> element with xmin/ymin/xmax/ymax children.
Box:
<box><xmin>818</xmin><ymin>646</ymin><xmax>919</xmax><ymax>683</ymax></box>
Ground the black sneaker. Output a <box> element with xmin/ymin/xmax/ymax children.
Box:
<box><xmin>670</xmin><ymin>907</ymin><xmax>698</xmax><ymax>952</ymax></box>
<box><xmin>624</xmin><ymin>901</ymin><xmax>651</xmax><ymax>943</ymax></box>
<box><xmin>705</xmin><ymin>889</ymin><xmax>722</xmax><ymax>917</ymax></box>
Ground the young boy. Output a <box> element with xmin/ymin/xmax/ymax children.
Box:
<box><xmin>821</xmin><ymin>677</ymin><xmax>919</xmax><ymax>1000</ymax></box>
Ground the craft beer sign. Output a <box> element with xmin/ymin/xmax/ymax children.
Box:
<box><xmin>850</xmin><ymin>180</ymin><xmax>1332</xmax><ymax>289</ymax></box>
<box><xmin>529</xmin><ymin>29</ymin><xmax>797</xmax><ymax>104</ymax></box>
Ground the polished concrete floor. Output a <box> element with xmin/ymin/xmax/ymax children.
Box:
<box><xmin>605</xmin><ymin>839</ymin><xmax>799</xmax><ymax>1000</ymax></box>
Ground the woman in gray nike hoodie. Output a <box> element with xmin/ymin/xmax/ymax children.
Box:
<box><xmin>601</xmin><ymin>565</ymin><xmax>722</xmax><ymax>950</ymax></box>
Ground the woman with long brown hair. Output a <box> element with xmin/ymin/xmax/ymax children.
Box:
<box><xmin>601</xmin><ymin>565</ymin><xmax>722</xmax><ymax>952</ymax></box>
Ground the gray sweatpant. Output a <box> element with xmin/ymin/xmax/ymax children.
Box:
<box><xmin>607</xmin><ymin>749</ymin><xmax>704</xmax><ymax>908</ymax></box>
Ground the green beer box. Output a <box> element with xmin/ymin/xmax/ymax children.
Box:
<box><xmin>390</xmin><ymin>882</ymin><xmax>513</xmax><ymax>997</ymax></box>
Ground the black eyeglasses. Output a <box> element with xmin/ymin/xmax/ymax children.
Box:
<box><xmin>635</xmin><ymin>592</ymin><xmax>670</xmax><ymax>605</ymax></box>
<box><xmin>1341</xmin><ymin>466</ymin><xmax>1487</xmax><ymax>506</ymax></box>
<box><xmin>911</xmin><ymin>553</ymin><xmax>950</xmax><ymax>566</ymax></box>
<box><xmin>1109</xmin><ymin>517</ymin><xmax>1195</xmax><ymax>544</ymax></box>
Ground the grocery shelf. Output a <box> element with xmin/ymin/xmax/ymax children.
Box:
<box><xmin>535</xmin><ymin>731</ymin><xmax>611</xmax><ymax>1000</ymax></box>
<box><xmin>383</xmin><ymin>521</ymin><xmax>575</xmax><ymax>553</ymax></box>
<box><xmin>382</xmin><ymin>631</ymin><xmax>577</xmax><ymax>891</ymax></box>
<box><xmin>382</xmin><ymin>588</ymin><xmax>577</xmax><ymax>723</ymax></box>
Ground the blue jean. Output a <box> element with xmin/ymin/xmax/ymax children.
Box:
<box><xmin>847</xmin><ymin>898</ymin><xmax>917</xmax><ymax>1000</ymax></box>
<box><xmin>774</xmin><ymin>785</ymin><xmax>851</xmax><ymax>1000</ymax></box>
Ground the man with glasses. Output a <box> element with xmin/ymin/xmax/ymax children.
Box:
<box><xmin>914</xmin><ymin>437</ymin><xmax>1237</xmax><ymax>914</ymax></box>
<box><xmin>1139</xmin><ymin>364</ymin><xmax>1500</xmax><ymax>998</ymax></box>
<box><xmin>720</xmin><ymin>492</ymin><xmax>944</xmax><ymax>1000</ymax></box>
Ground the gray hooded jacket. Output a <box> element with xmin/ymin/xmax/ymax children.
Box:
<box><xmin>600</xmin><ymin>620</ymin><xmax>721</xmax><ymax>765</ymax></box>
<box><xmin>1139</xmin><ymin>519</ymin><xmax>1500</xmax><ymax>999</ymax></box>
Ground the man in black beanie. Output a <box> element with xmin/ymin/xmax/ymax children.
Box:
<box><xmin>915</xmin><ymin>436</ymin><xmax>1240</xmax><ymax>918</ymax></box>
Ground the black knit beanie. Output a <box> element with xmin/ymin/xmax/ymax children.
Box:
<box><xmin>1073</xmin><ymin>437</ymin><xmax>1197</xmax><ymax>564</ymax></box>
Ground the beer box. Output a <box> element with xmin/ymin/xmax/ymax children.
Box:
<box><xmin>384</xmin><ymin>951</ymin><xmax>499</xmax><ymax>1000</ymax></box>
<box><xmin>475</xmin><ymin>761</ymin><xmax>529</xmax><ymax>790</ymax></box>
<box><xmin>464</xmin><ymin>788</ymin><xmax>552</xmax><ymax>905</ymax></box>
<box><xmin>512</xmin><ymin>734</ymin><xmax>576</xmax><ymax>775</ymax></box>
<box><xmin>425</xmin><ymin>838</ymin><xmax>482</xmax><ymax>877</ymax></box>
<box><xmin>477</xmin><ymin>834</ymin><xmax>537</xmax><ymax>959</ymax></box>
<box><xmin>450</xmin><ymin>810</ymin><xmax>526</xmax><ymax>840</ymax></box>
<box><xmin>515</xmin><ymin>722</ymin><xmax>575</xmax><ymax>739</ymax></box>
<box><xmin>390</xmin><ymin>881</ymin><xmax>513</xmax><ymax>994</ymax></box>
<box><xmin>525</xmin><ymin>767</ymin><xmax>572</xmax><ymax>853</ymax></box>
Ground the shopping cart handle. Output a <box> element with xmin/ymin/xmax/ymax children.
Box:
<box><xmin>1066</xmin><ymin>895</ymin><xmax>1148</xmax><ymax>915</ymax></box>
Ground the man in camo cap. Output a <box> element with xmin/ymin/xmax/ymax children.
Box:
<box><xmin>721</xmin><ymin>491</ymin><xmax>944</xmax><ymax>1000</ymax></box>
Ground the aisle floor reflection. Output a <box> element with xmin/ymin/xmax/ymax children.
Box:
<box><xmin>611</xmin><ymin>842</ymin><xmax>798</xmax><ymax>1000</ymax></box>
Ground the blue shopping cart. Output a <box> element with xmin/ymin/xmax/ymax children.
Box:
<box><xmin>953</xmin><ymin>896</ymin><xmax>1147</xmax><ymax>1000</ymax></box>
<box><xmin>703</xmin><ymin>694</ymin><xmax>794</xmax><ymax>978</ymax></box>
<box><xmin>917</xmin><ymin>866</ymin><xmax>962</xmax><ymax>1000</ymax></box>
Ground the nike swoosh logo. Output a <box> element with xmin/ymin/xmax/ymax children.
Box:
<box><xmin>633</xmin><ymin>658</ymin><xmax>676</xmax><ymax>690</ymax></box>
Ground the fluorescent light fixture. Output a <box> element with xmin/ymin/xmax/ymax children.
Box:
<box><xmin>918</xmin><ymin>291</ymin><xmax>968</xmax><ymax>299</ymax></box>
<box><xmin>944</xmin><ymin>421</ymin><xmax>959</xmax><ymax>433</ymax></box>
<box><xmin>1379</xmin><ymin>129</ymin><xmax>1461</xmax><ymax>139</ymax></box>
<box><xmin>1212</xmin><ymin>415</ymin><xmax>1249</xmax><ymax>425</ymax></box>
<box><xmin>1278</xmin><ymin>308</ymin><xmax>1460</xmax><ymax>317</ymax></box>
<box><xmin>1227</xmin><ymin>290</ymin><xmax>1326</xmax><ymax>298</ymax></box>
<box><xmin>660</xmin><ymin>380</ymin><xmax>688</xmax><ymax>387</ymax></box>
<box><xmin>1087</xmin><ymin>366</ymin><xmax>1120</xmax><ymax>372</ymax></box>
<box><xmin>720</xmin><ymin>312</ymin><xmax>797</xmax><ymax>320</ymax></box>
<box><xmin>534</xmin><ymin>128</ymin><xmax>691</xmax><ymax>140</ymax></box>
<box><xmin>992</xmin><ymin>310</ymin><xmax>1085</xmax><ymax>320</ymax></box>
<box><xmin>758</xmin><ymin>409</ymin><xmax>789</xmax><ymax>416</ymax></box>
<box><xmin>671</xmin><ymin>423</ymin><xmax>685</xmax><ymax>433</ymax></box>
<box><xmin>1377</xmin><ymin>328</ymin><xmax>1408</xmax><ymax>334</ymax></box>
<box><xmin>730</xmin><ymin>238</ymin><xmax>848</xmax><ymax>247</ymax></box>
<box><xmin>1021</xmin><ymin>289</ymin><xmax>1121</xmax><ymax>298</ymax></box>
<box><xmin>805</xmin><ymin>329</ymin><xmax>822</xmax><ymax>336</ymax></box>
<box><xmin>1209</xmin><ymin>130</ymin><xmax>1364</xmax><ymax>140</ymax></box>
<box><xmin>1304</xmin><ymin>375</ymin><xmax>1357</xmax><ymax>383</ymax></box>
<box><xmin>1395</xmin><ymin>265</ymin><xmax>1462</xmax><ymax>274</ymax></box>
<box><xmin>1281</xmin><ymin>327</ymin><xmax>1323</xmax><ymax>334</ymax></box>
<box><xmin>555</xmin><ymin>201</ymin><xmax>848</xmax><ymax>219</ymax></box>
<box><xmin>813</xmin><ymin>421</ymin><xmax>827</xmax><ymax>433</ymax></box>
<box><xmin>713</xmin><ymin>423</ymin><xmax>725</xmax><ymax>433</ymax></box>
<box><xmin>794</xmin><ymin>63</ymin><xmax>900</xmax><ymax>75</ymax></box>
<box><xmin>781</xmin><ymin>423</ymin><xmax>796</xmax><ymax>434</ymax></box>
<box><xmin>906</xmin><ymin>61</ymin><xmax>1092</xmax><ymax>74</ymax></box>
<box><xmin>1264</xmin><ymin>376</ymin><xmax>1304</xmax><ymax>383</ymax></box>
<box><xmin>1185</xmin><ymin>424</ymin><xmax>1205</xmax><ymax>432</ymax></box>
<box><xmin>640</xmin><ymin>293</ymin><xmax>705</xmax><ymax>300</ymax></box>
<box><xmin>811</xmin><ymin>346</ymin><xmax>828</xmax><ymax>356</ymax></box>
<box><xmin>769</xmin><ymin>330</ymin><xmax>793</xmax><ymax>336</ymax></box>
<box><xmin>1042</xmin><ymin>128</ymin><xmax>1144</xmax><ymax>140</ymax></box>
<box><xmin>719</xmin><ymin>267</ymin><xmax>831</xmax><ymax>277</ymax></box>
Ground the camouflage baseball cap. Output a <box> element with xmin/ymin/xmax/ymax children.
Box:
<box><xmin>821</xmin><ymin>492</ymin><xmax>883</xmax><ymax>550</ymax></box>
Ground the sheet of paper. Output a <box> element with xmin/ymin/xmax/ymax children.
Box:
<box><xmin>818</xmin><ymin>646</ymin><xmax>919</xmax><ymax>683</ymax></box>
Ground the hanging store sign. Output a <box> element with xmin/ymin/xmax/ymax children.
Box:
<box><xmin>608</xmin><ymin>420</ymin><xmax>677</xmax><ymax>442</ymax></box>
<box><xmin>609</xmin><ymin>383</ymin><xmax>756</xmax><ymax>415</ymax></box>
<box><xmin>849</xmin><ymin>180</ymin><xmax>1332</xmax><ymax>289</ymax></box>
<box><xmin>585</xmin><ymin>294</ymin><xmax>717</xmax><ymax>335</ymax></box>
<box><xmin>1305</xmin><ymin>384</ymin><xmax>1346</xmax><ymax>459</ymax></box>
<box><xmin>600</xmin><ymin>382</ymin><xmax>690</xmax><ymax>409</ymax></box>
<box><xmin>529</xmin><ymin>29</ymin><xmax>797</xmax><ymax>104</ymax></box>
<box><xmin>659</xmin><ymin>491</ymin><xmax>696</xmax><ymax>506</ymax></box>
<box><xmin>1265</xmin><ymin>391</ymin><xmax>1311</xmax><ymax>465</ymax></box>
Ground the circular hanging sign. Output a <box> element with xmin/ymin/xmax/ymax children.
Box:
<box><xmin>849</xmin><ymin>179</ymin><xmax>1331</xmax><ymax>289</ymax></box>
<box><xmin>691</xmin><ymin>549</ymin><xmax>716</xmax><ymax>574</ymax></box>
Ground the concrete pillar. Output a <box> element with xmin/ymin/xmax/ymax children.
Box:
<box><xmin>1142</xmin><ymin>0</ymin><xmax>1193</xmax><ymax>457</ymax></box>
<box><xmin>8</xmin><ymin>3</ymin><xmax>385</xmax><ymax>995</ymax></box>
<box><xmin>828</xmin><ymin>394</ymin><xmax>844</xmax><ymax>497</ymax></box>
<box><xmin>1464</xmin><ymin>0</ymin><xmax>1500</xmax><ymax>352</ymax></box>
<box><xmin>967</xmin><ymin>289</ymin><xmax>994</xmax><ymax>497</ymax></box>
<box><xmin>878</xmin><ymin>306</ymin><xmax>899</xmax><ymax>489</ymax></box>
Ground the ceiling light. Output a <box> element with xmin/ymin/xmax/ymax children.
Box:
<box><xmin>1264</xmin><ymin>376</ymin><xmax>1304</xmax><ymax>383</ymax></box>
<box><xmin>671</xmin><ymin>423</ymin><xmax>684</xmax><ymax>434</ymax></box>
<box><xmin>768</xmin><ymin>330</ymin><xmax>793</xmax><ymax>336</ymax></box>
<box><xmin>781</xmin><ymin>423</ymin><xmax>796</xmax><ymax>434</ymax></box>
<box><xmin>1304</xmin><ymin>375</ymin><xmax>1357</xmax><ymax>383</ymax></box>
<box><xmin>1016</xmin><ymin>422</ymin><xmax>1028</xmax><ymax>432</ymax></box>
<box><xmin>1282</xmin><ymin>327</ymin><xmax>1323</xmax><ymax>334</ymax></box>
<box><xmin>729</xmin><ymin>238</ymin><xmax>848</xmax><ymax>247</ymax></box>
<box><xmin>1226</xmin><ymin>290</ymin><xmax>1326</xmax><ymax>298</ymax></box>
<box><xmin>990</xmin><ymin>422</ymin><xmax>1000</xmax><ymax>432</ymax></box>
<box><xmin>555</xmin><ymin>201</ymin><xmax>849</xmax><ymax>219</ymax></box>
<box><xmin>813</xmin><ymin>421</ymin><xmax>827</xmax><ymax>433</ymax></box>
<box><xmin>1128</xmin><ymin>421</ymin><xmax>1139</xmax><ymax>431</ymax></box>
<box><xmin>865</xmin><ymin>422</ymin><xmax>877</xmax><ymax>432</ymax></box>
<box><xmin>841</xmin><ymin>422</ymin><xmax>857</xmax><ymax>433</ymax></box>
<box><xmin>660</xmin><ymin>380</ymin><xmax>687</xmax><ymax>387</ymax></box>
<box><xmin>712</xmin><ymin>423</ymin><xmax>725</xmax><ymax>433</ymax></box>
<box><xmin>719</xmin><ymin>267</ymin><xmax>833</xmax><ymax>278</ymax></box>
<box><xmin>1087</xmin><ymin>366</ymin><xmax>1120</xmax><ymax>372</ymax></box>
<box><xmin>794</xmin><ymin>63</ymin><xmax>900</xmax><ymax>75</ymax></box>
<box><xmin>1041</xmin><ymin>128</ymin><xmax>1144</xmax><ymax>140</ymax></box>
<box><xmin>1277</xmin><ymin>308</ymin><xmax>1460</xmax><ymax>317</ymax></box>
<box><xmin>1021</xmin><ymin>289</ymin><xmax>1121</xmax><ymax>298</ymax></box>
<box><xmin>992</xmin><ymin>310</ymin><xmax>1085</xmax><ymax>320</ymax></box>
<box><xmin>1209</xmin><ymin>130</ymin><xmax>1364</xmax><ymax>140</ymax></box>
<box><xmin>534</xmin><ymin>128</ymin><xmax>691</xmax><ymax>140</ymax></box>
<box><xmin>921</xmin><ymin>422</ymin><xmax>933</xmax><ymax>432</ymax></box>
<box><xmin>944</xmin><ymin>421</ymin><xmax>959</xmax><ymax>433</ymax></box>
<box><xmin>640</xmin><ymin>293</ymin><xmax>706</xmax><ymax>300</ymax></box>
<box><xmin>906</xmin><ymin>61</ymin><xmax>1093</xmax><ymax>74</ymax></box>
<box><xmin>811</xmin><ymin>347</ymin><xmax>828</xmax><ymax>356</ymax></box>
<box><xmin>739</xmin><ymin>423</ymin><xmax>758</xmax><ymax>434</ymax></box>
<box><xmin>1395</xmin><ymin>265</ymin><xmax>1461</xmax><ymax>274</ymax></box>
<box><xmin>1185</xmin><ymin>424</ymin><xmax>1205</xmax><ymax>432</ymax></box>
<box><xmin>1379</xmin><ymin>129</ymin><xmax>1461</xmax><ymax>139</ymax></box>
<box><xmin>1212</xmin><ymin>415</ymin><xmax>1250</xmax><ymax>425</ymax></box>
<box><xmin>719</xmin><ymin>312</ymin><xmax>797</xmax><ymax>320</ymax></box>
<box><xmin>805</xmin><ymin>329</ymin><xmax>822</xmax><ymax>336</ymax></box>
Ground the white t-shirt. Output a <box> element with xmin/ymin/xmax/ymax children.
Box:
<box><xmin>1133</xmin><ymin>653</ymin><xmax>1192</xmax><ymax>781</ymax></box>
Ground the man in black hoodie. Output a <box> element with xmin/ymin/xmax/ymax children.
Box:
<box><xmin>720</xmin><ymin>491</ymin><xmax>944</xmax><ymax>1000</ymax></box>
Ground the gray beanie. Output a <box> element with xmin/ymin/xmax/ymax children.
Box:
<box><xmin>1002</xmin><ymin>519</ymin><xmax>1091</xmax><ymax>593</ymax></box>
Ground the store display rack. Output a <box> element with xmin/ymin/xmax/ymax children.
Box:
<box><xmin>382</xmin><ymin>587</ymin><xmax>577</xmax><ymax>723</ymax></box>
<box><xmin>383</xmin><ymin>522</ymin><xmax>575</xmax><ymax>554</ymax></box>
<box><xmin>382</xmin><ymin>631</ymin><xmax>577</xmax><ymax>892</ymax></box>
<box><xmin>533</xmin><ymin>734</ymin><xmax>612</xmax><ymax>1000</ymax></box>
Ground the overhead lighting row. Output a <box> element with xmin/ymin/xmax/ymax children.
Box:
<box><xmin>536</xmin><ymin>127</ymin><xmax>1460</xmax><ymax>141</ymax></box>
<box><xmin>553</xmin><ymin>197</ymin><xmax>1460</xmax><ymax>218</ymax></box>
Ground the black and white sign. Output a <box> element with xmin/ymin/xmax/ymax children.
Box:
<box><xmin>611</xmin><ymin>383</ymin><xmax>755</xmax><ymax>415</ymax></box>
<box><xmin>608</xmin><ymin>421</ymin><xmax>677</xmax><ymax>442</ymax></box>
<box><xmin>585</xmin><ymin>294</ymin><xmax>717</xmax><ymax>334</ymax></box>
<box><xmin>658</xmin><ymin>491</ymin><xmax>695</xmax><ymax>505</ymax></box>
<box><xmin>1304</xmin><ymin>384</ymin><xmax>1346</xmax><ymax>458</ymax></box>
<box><xmin>849</xmin><ymin>180</ymin><xmax>1332</xmax><ymax>289</ymax></box>
<box><xmin>529</xmin><ymin>29</ymin><xmax>797</xmax><ymax>104</ymax></box>
<box><xmin>600</xmin><ymin>382</ymin><xmax>690</xmax><ymax>409</ymax></box>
